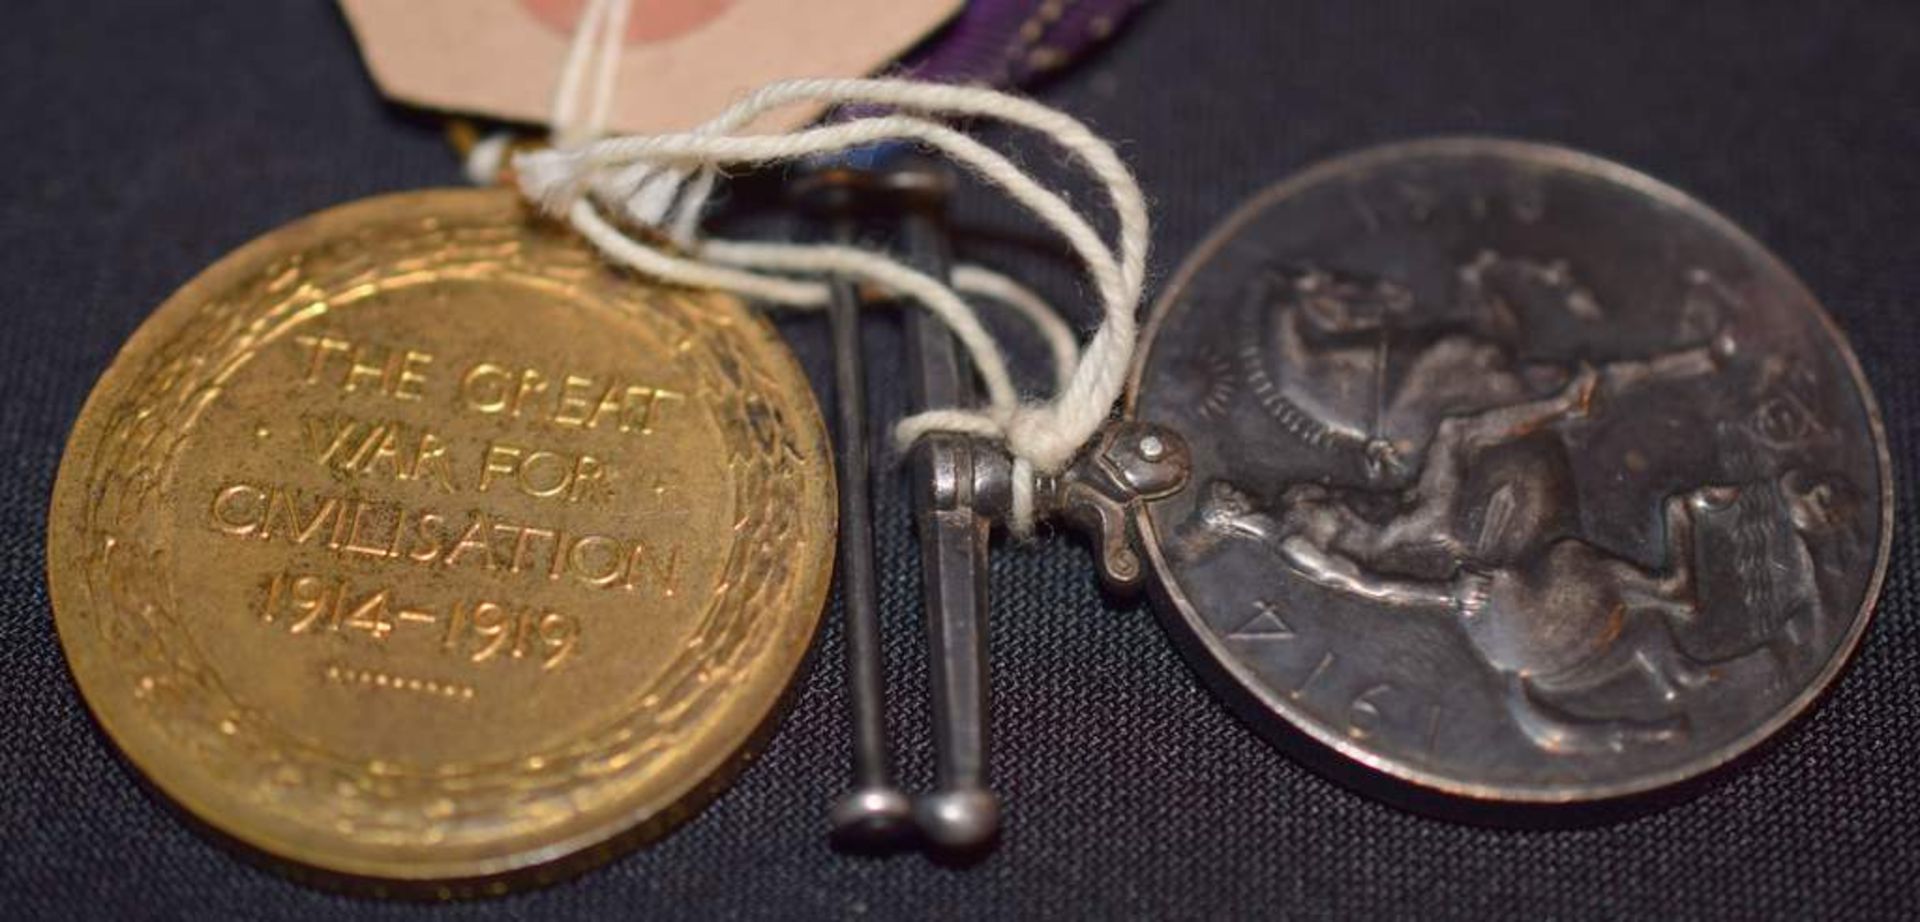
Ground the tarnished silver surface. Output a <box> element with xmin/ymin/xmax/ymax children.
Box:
<box><xmin>1127</xmin><ymin>139</ymin><xmax>1891</xmax><ymax>804</ymax></box>
<box><xmin>797</xmin><ymin>159</ymin><xmax>1005</xmax><ymax>854</ymax></box>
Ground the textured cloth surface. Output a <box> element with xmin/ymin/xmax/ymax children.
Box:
<box><xmin>2</xmin><ymin>1</ymin><xmax>1917</xmax><ymax>919</ymax></box>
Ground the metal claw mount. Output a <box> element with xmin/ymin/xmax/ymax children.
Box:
<box><xmin>1037</xmin><ymin>421</ymin><xmax>1193</xmax><ymax>596</ymax></box>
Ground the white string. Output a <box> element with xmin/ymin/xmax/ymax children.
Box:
<box><xmin>564</xmin><ymin>200</ymin><xmax>1044</xmax><ymax>420</ymax></box>
<box><xmin>547</xmin><ymin>0</ymin><xmax>606</xmax><ymax>148</ymax></box>
<box><xmin>584</xmin><ymin>0</ymin><xmax>630</xmax><ymax>141</ymax></box>
<box><xmin>952</xmin><ymin>265</ymin><xmax>1078</xmax><ymax>394</ymax></box>
<box><xmin>549</xmin><ymin>0</ymin><xmax>623</xmax><ymax>148</ymax></box>
<box><xmin>485</xmin><ymin>0</ymin><xmax>1149</xmax><ymax>536</ymax></box>
<box><xmin>461</xmin><ymin>0</ymin><xmax>623</xmax><ymax>178</ymax></box>
<box><xmin>463</xmin><ymin>132</ymin><xmax>513</xmax><ymax>185</ymax></box>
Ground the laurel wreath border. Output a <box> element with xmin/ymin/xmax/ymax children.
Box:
<box><xmin>62</xmin><ymin>191</ymin><xmax>828</xmax><ymax>857</ymax></box>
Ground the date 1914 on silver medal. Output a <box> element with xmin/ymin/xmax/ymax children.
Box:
<box><xmin>1111</xmin><ymin>138</ymin><xmax>1891</xmax><ymax>810</ymax></box>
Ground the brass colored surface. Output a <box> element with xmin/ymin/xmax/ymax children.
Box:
<box><xmin>46</xmin><ymin>188</ymin><xmax>836</xmax><ymax>890</ymax></box>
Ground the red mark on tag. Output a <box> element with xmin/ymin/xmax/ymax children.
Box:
<box><xmin>520</xmin><ymin>0</ymin><xmax>736</xmax><ymax>45</ymax></box>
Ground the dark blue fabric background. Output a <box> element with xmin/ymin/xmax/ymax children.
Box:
<box><xmin>3</xmin><ymin>1</ymin><xmax>1916</xmax><ymax>918</ymax></box>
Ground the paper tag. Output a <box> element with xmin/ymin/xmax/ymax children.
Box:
<box><xmin>339</xmin><ymin>0</ymin><xmax>962</xmax><ymax>134</ymax></box>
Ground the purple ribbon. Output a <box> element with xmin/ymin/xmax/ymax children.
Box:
<box><xmin>899</xmin><ymin>0</ymin><xmax>1152</xmax><ymax>89</ymax></box>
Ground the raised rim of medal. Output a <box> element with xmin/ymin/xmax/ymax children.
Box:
<box><xmin>1123</xmin><ymin>137</ymin><xmax>1894</xmax><ymax>810</ymax></box>
<box><xmin>44</xmin><ymin>188</ymin><xmax>838</xmax><ymax>891</ymax></box>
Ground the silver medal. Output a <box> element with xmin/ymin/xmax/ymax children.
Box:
<box><xmin>1109</xmin><ymin>138</ymin><xmax>1891</xmax><ymax>807</ymax></box>
<box><xmin>815</xmin><ymin>138</ymin><xmax>1890</xmax><ymax>844</ymax></box>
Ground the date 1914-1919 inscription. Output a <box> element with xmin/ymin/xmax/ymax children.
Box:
<box><xmin>205</xmin><ymin>325</ymin><xmax>696</xmax><ymax>679</ymax></box>
<box><xmin>259</xmin><ymin>570</ymin><xmax>578</xmax><ymax>670</ymax></box>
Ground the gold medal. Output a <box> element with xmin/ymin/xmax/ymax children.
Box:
<box><xmin>45</xmin><ymin>188</ymin><xmax>835</xmax><ymax>891</ymax></box>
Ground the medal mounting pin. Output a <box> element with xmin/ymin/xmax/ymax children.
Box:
<box><xmin>794</xmin><ymin>154</ymin><xmax>1005</xmax><ymax>857</ymax></box>
<box><xmin>795</xmin><ymin>153</ymin><xmax>1195</xmax><ymax>859</ymax></box>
